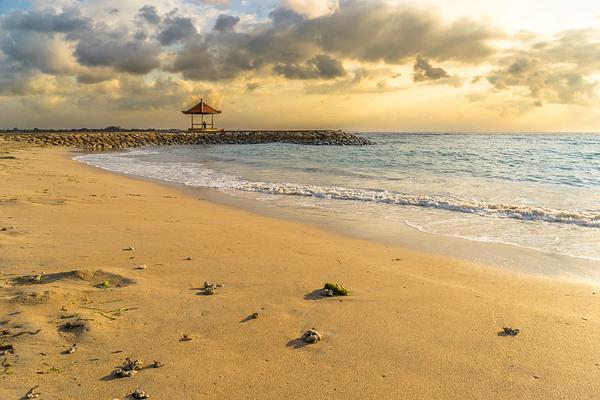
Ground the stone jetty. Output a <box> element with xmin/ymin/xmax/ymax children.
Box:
<box><xmin>1</xmin><ymin>130</ymin><xmax>374</xmax><ymax>149</ymax></box>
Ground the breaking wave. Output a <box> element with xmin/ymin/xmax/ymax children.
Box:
<box><xmin>75</xmin><ymin>152</ymin><xmax>600</xmax><ymax>229</ymax></box>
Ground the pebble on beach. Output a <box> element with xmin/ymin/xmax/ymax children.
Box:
<box><xmin>302</xmin><ymin>329</ymin><xmax>322</xmax><ymax>344</ymax></box>
<box><xmin>181</xmin><ymin>333</ymin><xmax>193</xmax><ymax>341</ymax></box>
<box><xmin>25</xmin><ymin>386</ymin><xmax>41</xmax><ymax>399</ymax></box>
<box><xmin>203</xmin><ymin>281</ymin><xmax>223</xmax><ymax>295</ymax></box>
<box><xmin>113</xmin><ymin>358</ymin><xmax>144</xmax><ymax>378</ymax></box>
<box><xmin>64</xmin><ymin>344</ymin><xmax>76</xmax><ymax>354</ymax></box>
<box><xmin>502</xmin><ymin>327</ymin><xmax>521</xmax><ymax>336</ymax></box>
<box><xmin>131</xmin><ymin>388</ymin><xmax>151</xmax><ymax>399</ymax></box>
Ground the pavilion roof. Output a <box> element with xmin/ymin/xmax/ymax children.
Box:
<box><xmin>182</xmin><ymin>99</ymin><xmax>222</xmax><ymax>115</ymax></box>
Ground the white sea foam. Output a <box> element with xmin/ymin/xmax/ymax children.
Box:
<box><xmin>75</xmin><ymin>152</ymin><xmax>600</xmax><ymax>228</ymax></box>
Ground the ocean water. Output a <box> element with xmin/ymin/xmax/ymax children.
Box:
<box><xmin>75</xmin><ymin>133</ymin><xmax>600</xmax><ymax>278</ymax></box>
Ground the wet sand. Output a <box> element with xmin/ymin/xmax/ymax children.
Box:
<box><xmin>1</xmin><ymin>141</ymin><xmax>600</xmax><ymax>399</ymax></box>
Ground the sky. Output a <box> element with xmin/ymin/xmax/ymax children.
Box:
<box><xmin>1</xmin><ymin>0</ymin><xmax>600</xmax><ymax>131</ymax></box>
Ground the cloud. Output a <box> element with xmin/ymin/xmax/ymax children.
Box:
<box><xmin>0</xmin><ymin>3</ymin><xmax>503</xmax><ymax>87</ymax></box>
<box><xmin>170</xmin><ymin>36</ymin><xmax>258</xmax><ymax>80</ymax></box>
<box><xmin>281</xmin><ymin>0</ymin><xmax>339</xmax><ymax>18</ymax></box>
<box><xmin>74</xmin><ymin>30</ymin><xmax>161</xmax><ymax>74</ymax></box>
<box><xmin>3</xmin><ymin>0</ymin><xmax>600</xmax><ymax>129</ymax></box>
<box><xmin>0</xmin><ymin>31</ymin><xmax>77</xmax><ymax>74</ymax></box>
<box><xmin>413</xmin><ymin>55</ymin><xmax>449</xmax><ymax>81</ymax></box>
<box><xmin>137</xmin><ymin>5</ymin><xmax>161</xmax><ymax>25</ymax></box>
<box><xmin>214</xmin><ymin>14</ymin><xmax>240</xmax><ymax>32</ymax></box>
<box><xmin>1</xmin><ymin>8</ymin><xmax>91</xmax><ymax>33</ymax></box>
<box><xmin>273</xmin><ymin>54</ymin><xmax>346</xmax><ymax>79</ymax></box>
<box><xmin>297</xmin><ymin>3</ymin><xmax>502</xmax><ymax>64</ymax></box>
<box><xmin>158</xmin><ymin>15</ymin><xmax>197</xmax><ymax>45</ymax></box>
<box><xmin>168</xmin><ymin>2</ymin><xmax>500</xmax><ymax>83</ymax></box>
<box><xmin>305</xmin><ymin>67</ymin><xmax>396</xmax><ymax>94</ymax></box>
<box><xmin>486</xmin><ymin>56</ymin><xmax>597</xmax><ymax>105</ymax></box>
<box><xmin>76</xmin><ymin>70</ymin><xmax>115</xmax><ymax>84</ymax></box>
<box><xmin>269</xmin><ymin>7</ymin><xmax>304</xmax><ymax>27</ymax></box>
<box><xmin>481</xmin><ymin>29</ymin><xmax>600</xmax><ymax>105</ymax></box>
<box><xmin>199</xmin><ymin>0</ymin><xmax>230</xmax><ymax>7</ymax></box>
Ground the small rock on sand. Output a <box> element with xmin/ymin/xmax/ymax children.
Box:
<box><xmin>25</xmin><ymin>386</ymin><xmax>41</xmax><ymax>399</ymax></box>
<box><xmin>62</xmin><ymin>321</ymin><xmax>88</xmax><ymax>331</ymax></box>
<box><xmin>204</xmin><ymin>286</ymin><xmax>215</xmax><ymax>295</ymax></box>
<box><xmin>123</xmin><ymin>246</ymin><xmax>135</xmax><ymax>251</ymax></box>
<box><xmin>113</xmin><ymin>358</ymin><xmax>144</xmax><ymax>378</ymax></box>
<box><xmin>302</xmin><ymin>329</ymin><xmax>322</xmax><ymax>344</ymax></box>
<box><xmin>181</xmin><ymin>333</ymin><xmax>193</xmax><ymax>341</ymax></box>
<box><xmin>203</xmin><ymin>281</ymin><xmax>223</xmax><ymax>295</ymax></box>
<box><xmin>323</xmin><ymin>283</ymin><xmax>348</xmax><ymax>296</ymax></box>
<box><xmin>134</xmin><ymin>264</ymin><xmax>147</xmax><ymax>270</ymax></box>
<box><xmin>502</xmin><ymin>327</ymin><xmax>520</xmax><ymax>336</ymax></box>
<box><xmin>131</xmin><ymin>388</ymin><xmax>151</xmax><ymax>399</ymax></box>
<box><xmin>0</xmin><ymin>342</ymin><xmax>14</xmax><ymax>355</ymax></box>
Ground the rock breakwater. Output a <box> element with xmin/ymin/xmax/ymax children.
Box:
<box><xmin>1</xmin><ymin>130</ymin><xmax>373</xmax><ymax>149</ymax></box>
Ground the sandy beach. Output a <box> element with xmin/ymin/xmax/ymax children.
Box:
<box><xmin>1</xmin><ymin>141</ymin><xmax>600</xmax><ymax>399</ymax></box>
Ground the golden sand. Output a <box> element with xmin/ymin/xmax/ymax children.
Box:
<box><xmin>1</xmin><ymin>142</ymin><xmax>599</xmax><ymax>399</ymax></box>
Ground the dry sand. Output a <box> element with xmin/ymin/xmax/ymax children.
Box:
<box><xmin>1</xmin><ymin>141</ymin><xmax>599</xmax><ymax>399</ymax></box>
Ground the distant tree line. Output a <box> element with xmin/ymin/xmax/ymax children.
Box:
<box><xmin>0</xmin><ymin>126</ymin><xmax>185</xmax><ymax>134</ymax></box>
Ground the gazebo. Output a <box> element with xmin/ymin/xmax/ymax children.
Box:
<box><xmin>182</xmin><ymin>98</ymin><xmax>222</xmax><ymax>131</ymax></box>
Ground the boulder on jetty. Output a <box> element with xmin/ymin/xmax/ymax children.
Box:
<box><xmin>1</xmin><ymin>130</ymin><xmax>374</xmax><ymax>149</ymax></box>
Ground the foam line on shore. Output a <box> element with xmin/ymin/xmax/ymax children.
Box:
<box><xmin>75</xmin><ymin>151</ymin><xmax>600</xmax><ymax>228</ymax></box>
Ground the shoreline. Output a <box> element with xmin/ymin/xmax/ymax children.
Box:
<box><xmin>2</xmin><ymin>143</ymin><xmax>600</xmax><ymax>399</ymax></box>
<box><xmin>73</xmin><ymin>146</ymin><xmax>600</xmax><ymax>286</ymax></box>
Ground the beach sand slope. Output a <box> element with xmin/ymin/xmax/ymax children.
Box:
<box><xmin>1</xmin><ymin>142</ymin><xmax>599</xmax><ymax>399</ymax></box>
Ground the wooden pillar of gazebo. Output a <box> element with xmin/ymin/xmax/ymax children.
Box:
<box><xmin>181</xmin><ymin>98</ymin><xmax>222</xmax><ymax>131</ymax></box>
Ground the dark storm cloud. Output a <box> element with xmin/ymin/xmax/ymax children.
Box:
<box><xmin>413</xmin><ymin>55</ymin><xmax>449</xmax><ymax>81</ymax></box>
<box><xmin>214</xmin><ymin>14</ymin><xmax>240</xmax><ymax>32</ymax></box>
<box><xmin>273</xmin><ymin>54</ymin><xmax>346</xmax><ymax>79</ymax></box>
<box><xmin>158</xmin><ymin>15</ymin><xmax>197</xmax><ymax>45</ymax></box>
<box><xmin>1</xmin><ymin>8</ymin><xmax>91</xmax><ymax>32</ymax></box>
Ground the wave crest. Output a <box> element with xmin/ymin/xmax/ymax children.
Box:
<box><xmin>75</xmin><ymin>152</ymin><xmax>600</xmax><ymax>228</ymax></box>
